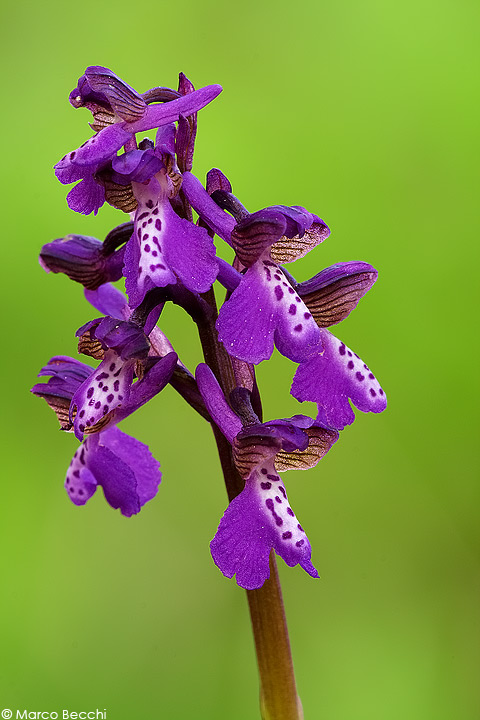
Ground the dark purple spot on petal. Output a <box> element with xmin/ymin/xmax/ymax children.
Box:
<box><xmin>72</xmin><ymin>470</ymin><xmax>79</xmax><ymax>478</ymax></box>
<box><xmin>275</xmin><ymin>496</ymin><xmax>282</xmax><ymax>503</ymax></box>
<box><xmin>282</xmin><ymin>531</ymin><xmax>292</xmax><ymax>540</ymax></box>
<box><xmin>148</xmin><ymin>218</ymin><xmax>153</xmax><ymax>224</ymax></box>
<box><xmin>86</xmin><ymin>387</ymin><xmax>94</xmax><ymax>398</ymax></box>
<box><xmin>295</xmin><ymin>539</ymin><xmax>305</xmax><ymax>547</ymax></box>
<box><xmin>347</xmin><ymin>351</ymin><xmax>352</xmax><ymax>357</ymax></box>
<box><xmin>261</xmin><ymin>482</ymin><xmax>272</xmax><ymax>490</ymax></box>
<box><xmin>379</xmin><ymin>388</ymin><xmax>384</xmax><ymax>396</ymax></box>
<box><xmin>137</xmin><ymin>211</ymin><xmax>149</xmax><ymax>221</ymax></box>
<box><xmin>274</xmin><ymin>285</ymin><xmax>284</xmax><ymax>300</ymax></box>
<box><xmin>107</xmin><ymin>394</ymin><xmax>114</xmax><ymax>403</ymax></box>
<box><xmin>370</xmin><ymin>388</ymin><xmax>377</xmax><ymax>397</ymax></box>
<box><xmin>96</xmin><ymin>372</ymin><xmax>108</xmax><ymax>380</ymax></box>
<box><xmin>304</xmin><ymin>312</ymin><xmax>311</xmax><ymax>320</ymax></box>
<box><xmin>339</xmin><ymin>344</ymin><xmax>346</xmax><ymax>356</ymax></box>
<box><xmin>297</xmin><ymin>523</ymin><xmax>304</xmax><ymax>532</ymax></box>
<box><xmin>266</xmin><ymin>498</ymin><xmax>274</xmax><ymax>510</ymax></box>
<box><xmin>275</xmin><ymin>517</ymin><xmax>284</xmax><ymax>526</ymax></box>
<box><xmin>155</xmin><ymin>219</ymin><xmax>162</xmax><ymax>231</ymax></box>
<box><xmin>79</xmin><ymin>424</ymin><xmax>85</xmax><ymax>432</ymax></box>
<box><xmin>261</xmin><ymin>468</ymin><xmax>268</xmax><ymax>474</ymax></box>
<box><xmin>79</xmin><ymin>410</ymin><xmax>85</xmax><ymax>418</ymax></box>
<box><xmin>109</xmin><ymin>363</ymin><xmax>116</xmax><ymax>371</ymax></box>
<box><xmin>94</xmin><ymin>401</ymin><xmax>101</xmax><ymax>409</ymax></box>
<box><xmin>294</xmin><ymin>324</ymin><xmax>303</xmax><ymax>332</ymax></box>
<box><xmin>279</xmin><ymin>486</ymin><xmax>287</xmax><ymax>498</ymax></box>
<box><xmin>347</xmin><ymin>361</ymin><xmax>354</xmax><ymax>369</ymax></box>
<box><xmin>103</xmin><ymin>405</ymin><xmax>109</xmax><ymax>414</ymax></box>
<box><xmin>356</xmin><ymin>372</ymin><xmax>365</xmax><ymax>381</ymax></box>
<box><xmin>152</xmin><ymin>250</ymin><xmax>158</xmax><ymax>257</ymax></box>
<box><xmin>146</xmin><ymin>199</ymin><xmax>154</xmax><ymax>209</ymax></box>
<box><xmin>369</xmin><ymin>373</ymin><xmax>375</xmax><ymax>379</ymax></box>
<box><xmin>295</xmin><ymin>296</ymin><xmax>301</xmax><ymax>302</ymax></box>
<box><xmin>113</xmin><ymin>380</ymin><xmax>120</xmax><ymax>391</ymax></box>
<box><xmin>144</xmin><ymin>244</ymin><xmax>150</xmax><ymax>252</ymax></box>
<box><xmin>364</xmin><ymin>363</ymin><xmax>369</xmax><ymax>370</ymax></box>
<box><xmin>289</xmin><ymin>304</ymin><xmax>297</xmax><ymax>315</ymax></box>
<box><xmin>287</xmin><ymin>507</ymin><xmax>294</xmax><ymax>517</ymax></box>
<box><xmin>288</xmin><ymin>287</ymin><xmax>295</xmax><ymax>294</ymax></box>
<box><xmin>267</xmin><ymin>474</ymin><xmax>280</xmax><ymax>481</ymax></box>
<box><xmin>274</xmin><ymin>273</ymin><xmax>282</xmax><ymax>280</ymax></box>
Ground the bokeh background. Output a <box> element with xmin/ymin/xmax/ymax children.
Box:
<box><xmin>1</xmin><ymin>0</ymin><xmax>478</xmax><ymax>718</ymax></box>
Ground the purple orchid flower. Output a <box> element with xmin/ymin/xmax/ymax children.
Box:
<box><xmin>39</xmin><ymin>222</ymin><xmax>132</xmax><ymax>289</ymax></box>
<box><xmin>196</xmin><ymin>364</ymin><xmax>338</xmax><ymax>589</ymax></box>
<box><xmin>32</xmin><ymin>350</ymin><xmax>177</xmax><ymax>517</ymax></box>
<box><xmin>182</xmin><ymin>172</ymin><xmax>387</xmax><ymax>429</ymax></box>
<box><xmin>181</xmin><ymin>172</ymin><xmax>329</xmax><ymax>363</ymax></box>
<box><xmin>54</xmin><ymin>66</ymin><xmax>222</xmax><ymax>216</ymax></box>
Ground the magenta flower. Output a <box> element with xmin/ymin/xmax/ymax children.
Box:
<box><xmin>196</xmin><ymin>364</ymin><xmax>338</xmax><ymax>589</ymax></box>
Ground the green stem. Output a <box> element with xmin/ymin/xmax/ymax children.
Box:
<box><xmin>197</xmin><ymin>287</ymin><xmax>303</xmax><ymax>720</ymax></box>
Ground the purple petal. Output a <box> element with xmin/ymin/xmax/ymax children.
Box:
<box><xmin>210</xmin><ymin>459</ymin><xmax>318</xmax><ymax>589</ymax></box>
<box><xmin>128</xmin><ymin>84</ymin><xmax>222</xmax><ymax>133</ymax></box>
<box><xmin>83</xmin><ymin>66</ymin><xmax>147</xmax><ymax>122</ymax></box>
<box><xmin>296</xmin><ymin>261</ymin><xmax>378</xmax><ymax>327</ymax></box>
<box><xmin>291</xmin><ymin>330</ymin><xmax>387</xmax><ymax>430</ymax></box>
<box><xmin>162</xmin><ymin>200</ymin><xmax>218</xmax><ymax>292</ymax></box>
<box><xmin>64</xmin><ymin>123</ymin><xmax>132</xmax><ymax>168</ymax></box>
<box><xmin>206</xmin><ymin>167</ymin><xmax>232</xmax><ymax>194</ymax></box>
<box><xmin>181</xmin><ymin>172</ymin><xmax>235</xmax><ymax>243</ymax></box>
<box><xmin>216</xmin><ymin>259</ymin><xmax>321</xmax><ymax>364</ymax></box>
<box><xmin>231</xmin><ymin>210</ymin><xmax>287</xmax><ymax>267</ymax></box>
<box><xmin>195</xmin><ymin>363</ymin><xmax>242</xmax><ymax>442</ymax></box>
<box><xmin>91</xmin><ymin>427</ymin><xmax>161</xmax><ymax>514</ymax></box>
<box><xmin>84</xmin><ymin>284</ymin><xmax>129</xmax><ymax>321</ymax></box>
<box><xmin>116</xmin><ymin>353</ymin><xmax>178</xmax><ymax>422</ymax></box>
<box><xmin>67</xmin><ymin>176</ymin><xmax>105</xmax><ymax>215</ymax></box>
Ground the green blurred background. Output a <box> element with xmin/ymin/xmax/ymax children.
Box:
<box><xmin>1</xmin><ymin>0</ymin><xmax>478</xmax><ymax>718</ymax></box>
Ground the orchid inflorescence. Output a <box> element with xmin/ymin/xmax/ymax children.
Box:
<box><xmin>32</xmin><ymin>66</ymin><xmax>386</xmax><ymax>591</ymax></box>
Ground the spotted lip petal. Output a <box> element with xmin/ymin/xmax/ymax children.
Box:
<box><xmin>291</xmin><ymin>330</ymin><xmax>387</xmax><ymax>430</ymax></box>
<box><xmin>71</xmin><ymin>350</ymin><xmax>135</xmax><ymax>440</ymax></box>
<box><xmin>124</xmin><ymin>177</ymin><xmax>218</xmax><ymax>308</ymax></box>
<box><xmin>210</xmin><ymin>458</ymin><xmax>318</xmax><ymax>590</ymax></box>
<box><xmin>216</xmin><ymin>256</ymin><xmax>322</xmax><ymax>364</ymax></box>
<box><xmin>65</xmin><ymin>426</ymin><xmax>161</xmax><ymax>516</ymax></box>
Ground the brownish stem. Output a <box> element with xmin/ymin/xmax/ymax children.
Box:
<box><xmin>197</xmin><ymin>286</ymin><xmax>303</xmax><ymax>720</ymax></box>
<box><xmin>247</xmin><ymin>555</ymin><xmax>303</xmax><ymax>720</ymax></box>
